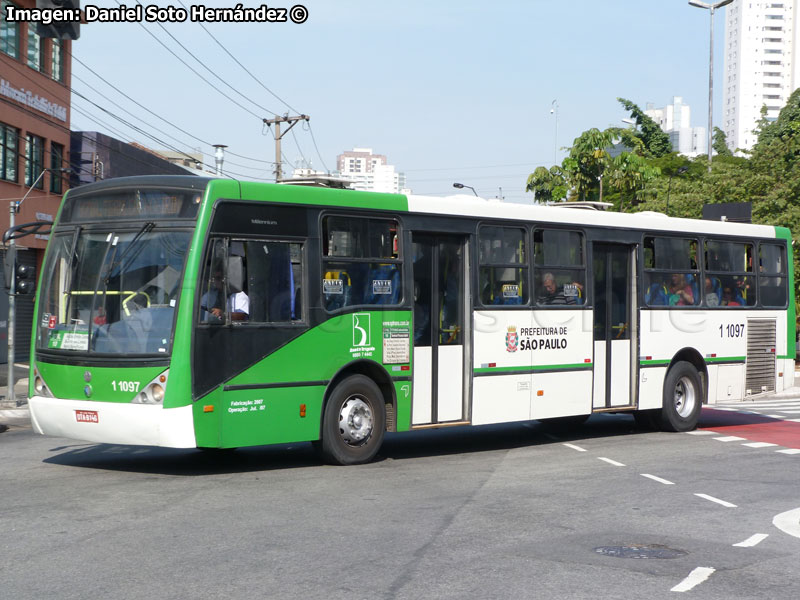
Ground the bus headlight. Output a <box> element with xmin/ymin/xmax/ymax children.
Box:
<box><xmin>131</xmin><ymin>371</ymin><xmax>168</xmax><ymax>405</ymax></box>
<box><xmin>32</xmin><ymin>368</ymin><xmax>54</xmax><ymax>398</ymax></box>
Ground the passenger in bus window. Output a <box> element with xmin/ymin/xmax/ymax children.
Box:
<box><xmin>704</xmin><ymin>277</ymin><xmax>721</xmax><ymax>307</ymax></box>
<box><xmin>667</xmin><ymin>273</ymin><xmax>694</xmax><ymax>306</ymax></box>
<box><xmin>721</xmin><ymin>286</ymin><xmax>741</xmax><ymax>306</ymax></box>
<box><xmin>538</xmin><ymin>272</ymin><xmax>581</xmax><ymax>305</ymax></box>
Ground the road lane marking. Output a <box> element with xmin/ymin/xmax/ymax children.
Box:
<box><xmin>788</xmin><ymin>419</ymin><xmax>800</xmax><ymax>423</ymax></box>
<box><xmin>687</xmin><ymin>430</ymin><xmax>718</xmax><ymax>435</ymax></box>
<box><xmin>714</xmin><ymin>436</ymin><xmax>746</xmax><ymax>442</ymax></box>
<box><xmin>695</xmin><ymin>493</ymin><xmax>737</xmax><ymax>508</ymax></box>
<box><xmin>733</xmin><ymin>533</ymin><xmax>768</xmax><ymax>547</ymax></box>
<box><xmin>598</xmin><ymin>457</ymin><xmax>625</xmax><ymax>467</ymax></box>
<box><xmin>641</xmin><ymin>473</ymin><xmax>675</xmax><ymax>485</ymax></box>
<box><xmin>671</xmin><ymin>567</ymin><xmax>716</xmax><ymax>592</ymax></box>
<box><xmin>776</xmin><ymin>449</ymin><xmax>800</xmax><ymax>455</ymax></box>
<box><xmin>766</xmin><ymin>414</ymin><xmax>787</xmax><ymax>419</ymax></box>
<box><xmin>563</xmin><ymin>443</ymin><xmax>586</xmax><ymax>452</ymax></box>
<box><xmin>742</xmin><ymin>442</ymin><xmax>778</xmax><ymax>448</ymax></box>
<box><xmin>773</xmin><ymin>507</ymin><xmax>800</xmax><ymax>538</ymax></box>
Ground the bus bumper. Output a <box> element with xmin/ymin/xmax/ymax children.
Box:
<box><xmin>28</xmin><ymin>396</ymin><xmax>197</xmax><ymax>448</ymax></box>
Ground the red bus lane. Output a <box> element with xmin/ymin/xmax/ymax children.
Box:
<box><xmin>699</xmin><ymin>408</ymin><xmax>800</xmax><ymax>449</ymax></box>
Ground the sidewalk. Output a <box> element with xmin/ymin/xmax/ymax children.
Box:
<box><xmin>0</xmin><ymin>362</ymin><xmax>31</xmax><ymax>429</ymax></box>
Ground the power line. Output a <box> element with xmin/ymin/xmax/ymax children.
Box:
<box><xmin>69</xmin><ymin>50</ymin><xmax>274</xmax><ymax>166</ymax></box>
<box><xmin>113</xmin><ymin>0</ymin><xmax>265</xmax><ymax>121</ymax></box>
<box><xmin>305</xmin><ymin>122</ymin><xmax>330</xmax><ymax>173</ymax></box>
<box><xmin>175</xmin><ymin>0</ymin><xmax>299</xmax><ymax>115</ymax></box>
<box><xmin>136</xmin><ymin>0</ymin><xmax>280</xmax><ymax>117</ymax></box>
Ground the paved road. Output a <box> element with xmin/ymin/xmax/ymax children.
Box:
<box><xmin>2</xmin><ymin>409</ymin><xmax>800</xmax><ymax>599</ymax></box>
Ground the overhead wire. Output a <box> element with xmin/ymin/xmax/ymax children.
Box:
<box><xmin>174</xmin><ymin>0</ymin><xmax>301</xmax><ymax>115</ymax></box>
<box><xmin>69</xmin><ymin>48</ymin><xmax>274</xmax><ymax>165</ymax></box>
<box><xmin>113</xmin><ymin>0</ymin><xmax>265</xmax><ymax>121</ymax></box>
<box><xmin>134</xmin><ymin>0</ymin><xmax>280</xmax><ymax>117</ymax></box>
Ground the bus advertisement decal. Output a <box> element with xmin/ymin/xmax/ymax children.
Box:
<box><xmin>383</xmin><ymin>321</ymin><xmax>410</xmax><ymax>364</ymax></box>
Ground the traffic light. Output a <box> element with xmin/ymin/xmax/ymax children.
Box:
<box><xmin>35</xmin><ymin>0</ymin><xmax>81</xmax><ymax>40</ymax></box>
<box><xmin>3</xmin><ymin>248</ymin><xmax>34</xmax><ymax>295</ymax></box>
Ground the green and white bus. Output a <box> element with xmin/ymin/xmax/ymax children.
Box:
<box><xmin>26</xmin><ymin>175</ymin><xmax>795</xmax><ymax>464</ymax></box>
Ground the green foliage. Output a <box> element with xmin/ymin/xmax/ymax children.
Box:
<box><xmin>617</xmin><ymin>97</ymin><xmax>673</xmax><ymax>158</ymax></box>
<box><xmin>526</xmin><ymin>93</ymin><xmax>800</xmax><ymax>309</ymax></box>
<box><xmin>712</xmin><ymin>127</ymin><xmax>733</xmax><ymax>157</ymax></box>
<box><xmin>525</xmin><ymin>166</ymin><xmax>567</xmax><ymax>203</ymax></box>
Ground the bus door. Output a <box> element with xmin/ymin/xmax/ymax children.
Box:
<box><xmin>592</xmin><ymin>243</ymin><xmax>636</xmax><ymax>409</ymax></box>
<box><xmin>411</xmin><ymin>234</ymin><xmax>469</xmax><ymax>425</ymax></box>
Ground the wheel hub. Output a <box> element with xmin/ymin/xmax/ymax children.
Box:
<box><xmin>673</xmin><ymin>376</ymin><xmax>696</xmax><ymax>418</ymax></box>
<box><xmin>339</xmin><ymin>396</ymin><xmax>373</xmax><ymax>445</ymax></box>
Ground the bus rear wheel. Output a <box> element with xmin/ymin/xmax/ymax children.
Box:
<box><xmin>659</xmin><ymin>361</ymin><xmax>702</xmax><ymax>432</ymax></box>
<box><xmin>320</xmin><ymin>375</ymin><xmax>386</xmax><ymax>465</ymax></box>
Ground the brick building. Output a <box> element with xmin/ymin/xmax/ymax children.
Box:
<box><xmin>1</xmin><ymin>0</ymin><xmax>73</xmax><ymax>361</ymax></box>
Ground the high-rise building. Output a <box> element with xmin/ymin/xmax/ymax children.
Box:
<box><xmin>723</xmin><ymin>0</ymin><xmax>799</xmax><ymax>152</ymax></box>
<box><xmin>644</xmin><ymin>97</ymin><xmax>706</xmax><ymax>157</ymax></box>
<box><xmin>336</xmin><ymin>147</ymin><xmax>408</xmax><ymax>194</ymax></box>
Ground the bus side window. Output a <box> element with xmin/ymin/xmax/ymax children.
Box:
<box><xmin>246</xmin><ymin>240</ymin><xmax>304</xmax><ymax>322</ymax></box>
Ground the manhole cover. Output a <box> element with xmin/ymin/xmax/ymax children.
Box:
<box><xmin>594</xmin><ymin>544</ymin><xmax>688</xmax><ymax>559</ymax></box>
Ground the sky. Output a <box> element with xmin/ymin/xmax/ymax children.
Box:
<box><xmin>68</xmin><ymin>0</ymin><xmax>729</xmax><ymax>203</ymax></box>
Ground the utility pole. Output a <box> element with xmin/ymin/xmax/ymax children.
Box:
<box><xmin>4</xmin><ymin>168</ymin><xmax>65</xmax><ymax>405</ymax></box>
<box><xmin>263</xmin><ymin>114</ymin><xmax>309</xmax><ymax>182</ymax></box>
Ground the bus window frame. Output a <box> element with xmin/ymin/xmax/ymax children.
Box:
<box><xmin>757</xmin><ymin>239</ymin><xmax>789</xmax><ymax>309</ymax></box>
<box><xmin>532</xmin><ymin>226</ymin><xmax>589</xmax><ymax>309</ymax></box>
<box><xmin>476</xmin><ymin>221</ymin><xmax>530</xmax><ymax>309</ymax></box>
<box><xmin>702</xmin><ymin>237</ymin><xmax>756</xmax><ymax>309</ymax></box>
<box><xmin>196</xmin><ymin>233</ymin><xmax>308</xmax><ymax>328</ymax></box>
<box><xmin>640</xmin><ymin>233</ymin><xmax>702</xmax><ymax>309</ymax></box>
<box><xmin>320</xmin><ymin>211</ymin><xmax>404</xmax><ymax>313</ymax></box>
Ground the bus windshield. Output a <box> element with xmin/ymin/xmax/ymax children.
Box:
<box><xmin>36</xmin><ymin>227</ymin><xmax>192</xmax><ymax>356</ymax></box>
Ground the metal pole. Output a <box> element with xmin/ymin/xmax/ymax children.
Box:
<box><xmin>551</xmin><ymin>100</ymin><xmax>559</xmax><ymax>166</ymax></box>
<box><xmin>6</xmin><ymin>201</ymin><xmax>14</xmax><ymax>405</ymax></box>
<box><xmin>707</xmin><ymin>6</ymin><xmax>714</xmax><ymax>173</ymax></box>
<box><xmin>274</xmin><ymin>121</ymin><xmax>282</xmax><ymax>182</ymax></box>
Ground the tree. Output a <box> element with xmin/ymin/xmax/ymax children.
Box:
<box><xmin>712</xmin><ymin>127</ymin><xmax>733</xmax><ymax>157</ymax></box>
<box><xmin>563</xmin><ymin>128</ymin><xmax>615</xmax><ymax>201</ymax></box>
<box><xmin>606</xmin><ymin>152</ymin><xmax>660</xmax><ymax>209</ymax></box>
<box><xmin>525</xmin><ymin>166</ymin><xmax>567</xmax><ymax>203</ymax></box>
<box><xmin>617</xmin><ymin>97</ymin><xmax>673</xmax><ymax>158</ymax></box>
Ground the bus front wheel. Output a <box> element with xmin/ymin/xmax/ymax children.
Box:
<box><xmin>320</xmin><ymin>375</ymin><xmax>386</xmax><ymax>465</ymax></box>
<box><xmin>659</xmin><ymin>361</ymin><xmax>702</xmax><ymax>432</ymax></box>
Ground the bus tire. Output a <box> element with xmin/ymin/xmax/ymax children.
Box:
<box><xmin>659</xmin><ymin>361</ymin><xmax>702</xmax><ymax>432</ymax></box>
<box><xmin>320</xmin><ymin>375</ymin><xmax>385</xmax><ymax>465</ymax></box>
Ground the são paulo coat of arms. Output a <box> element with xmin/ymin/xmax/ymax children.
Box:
<box><xmin>506</xmin><ymin>325</ymin><xmax>518</xmax><ymax>353</ymax></box>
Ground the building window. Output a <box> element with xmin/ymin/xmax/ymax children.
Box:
<box><xmin>0</xmin><ymin>0</ymin><xmax>20</xmax><ymax>58</ymax></box>
<box><xmin>1</xmin><ymin>122</ymin><xmax>18</xmax><ymax>183</ymax></box>
<box><xmin>26</xmin><ymin>23</ymin><xmax>45</xmax><ymax>72</ymax></box>
<box><xmin>50</xmin><ymin>142</ymin><xmax>64</xmax><ymax>193</ymax></box>
<box><xmin>25</xmin><ymin>134</ymin><xmax>44</xmax><ymax>188</ymax></box>
<box><xmin>765</xmin><ymin>49</ymin><xmax>783</xmax><ymax>54</ymax></box>
<box><xmin>51</xmin><ymin>39</ymin><xmax>63</xmax><ymax>82</ymax></box>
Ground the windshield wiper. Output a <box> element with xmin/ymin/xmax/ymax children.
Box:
<box><xmin>112</xmin><ymin>221</ymin><xmax>155</xmax><ymax>277</ymax></box>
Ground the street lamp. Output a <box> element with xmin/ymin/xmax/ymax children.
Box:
<box><xmin>688</xmin><ymin>0</ymin><xmax>734</xmax><ymax>173</ymax></box>
<box><xmin>550</xmin><ymin>100</ymin><xmax>559</xmax><ymax>166</ymax></box>
<box><xmin>666</xmin><ymin>166</ymin><xmax>689</xmax><ymax>216</ymax></box>
<box><xmin>453</xmin><ymin>182</ymin><xmax>478</xmax><ymax>197</ymax></box>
